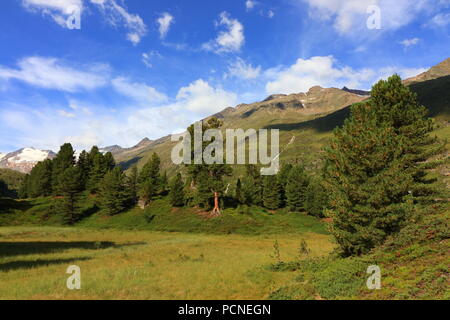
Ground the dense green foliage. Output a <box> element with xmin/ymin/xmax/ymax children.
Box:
<box><xmin>285</xmin><ymin>165</ymin><xmax>309</xmax><ymax>212</ymax></box>
<box><xmin>323</xmin><ymin>75</ymin><xmax>443</xmax><ymax>256</ymax></box>
<box><xmin>0</xmin><ymin>169</ymin><xmax>25</xmax><ymax>198</ymax></box>
<box><xmin>169</xmin><ymin>173</ymin><xmax>185</xmax><ymax>207</ymax></box>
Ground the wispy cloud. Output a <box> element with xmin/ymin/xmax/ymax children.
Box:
<box><xmin>0</xmin><ymin>56</ymin><xmax>109</xmax><ymax>92</ymax></box>
<box><xmin>225</xmin><ymin>58</ymin><xmax>261</xmax><ymax>80</ymax></box>
<box><xmin>203</xmin><ymin>12</ymin><xmax>245</xmax><ymax>54</ymax></box>
<box><xmin>93</xmin><ymin>0</ymin><xmax>148</xmax><ymax>45</ymax></box>
<box><xmin>400</xmin><ymin>37</ymin><xmax>421</xmax><ymax>48</ymax></box>
<box><xmin>111</xmin><ymin>77</ymin><xmax>168</xmax><ymax>105</ymax></box>
<box><xmin>22</xmin><ymin>0</ymin><xmax>83</xmax><ymax>28</ymax></box>
<box><xmin>157</xmin><ymin>12</ymin><xmax>174</xmax><ymax>39</ymax></box>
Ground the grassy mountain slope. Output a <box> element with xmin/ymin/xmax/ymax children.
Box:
<box><xmin>115</xmin><ymin>58</ymin><xmax>450</xmax><ymax>175</ymax></box>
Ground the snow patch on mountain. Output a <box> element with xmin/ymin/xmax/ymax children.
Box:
<box><xmin>13</xmin><ymin>148</ymin><xmax>51</xmax><ymax>163</ymax></box>
<box><xmin>0</xmin><ymin>153</ymin><xmax>5</xmax><ymax>161</ymax></box>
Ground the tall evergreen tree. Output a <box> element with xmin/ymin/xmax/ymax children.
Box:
<box><xmin>285</xmin><ymin>165</ymin><xmax>309</xmax><ymax>212</ymax></box>
<box><xmin>323</xmin><ymin>75</ymin><xmax>441</xmax><ymax>256</ymax></box>
<box><xmin>304</xmin><ymin>177</ymin><xmax>328</xmax><ymax>218</ymax></box>
<box><xmin>57</xmin><ymin>166</ymin><xmax>83</xmax><ymax>224</ymax></box>
<box><xmin>187</xmin><ymin>118</ymin><xmax>232</xmax><ymax>215</ymax></box>
<box><xmin>241</xmin><ymin>165</ymin><xmax>263</xmax><ymax>206</ymax></box>
<box><xmin>99</xmin><ymin>167</ymin><xmax>129</xmax><ymax>215</ymax></box>
<box><xmin>235</xmin><ymin>178</ymin><xmax>243</xmax><ymax>204</ymax></box>
<box><xmin>138</xmin><ymin>153</ymin><xmax>161</xmax><ymax>206</ymax></box>
<box><xmin>52</xmin><ymin>143</ymin><xmax>75</xmax><ymax>195</ymax></box>
<box><xmin>263</xmin><ymin>175</ymin><xmax>281</xmax><ymax>210</ymax></box>
<box><xmin>169</xmin><ymin>173</ymin><xmax>185</xmax><ymax>207</ymax></box>
<box><xmin>278</xmin><ymin>163</ymin><xmax>293</xmax><ymax>207</ymax></box>
<box><xmin>77</xmin><ymin>150</ymin><xmax>90</xmax><ymax>189</ymax></box>
<box><xmin>27</xmin><ymin>159</ymin><xmax>53</xmax><ymax>197</ymax></box>
<box><xmin>126</xmin><ymin>166</ymin><xmax>139</xmax><ymax>205</ymax></box>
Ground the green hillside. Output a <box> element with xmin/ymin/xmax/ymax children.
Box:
<box><xmin>114</xmin><ymin>59</ymin><xmax>450</xmax><ymax>176</ymax></box>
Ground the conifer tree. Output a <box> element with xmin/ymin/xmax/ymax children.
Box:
<box><xmin>52</xmin><ymin>143</ymin><xmax>75</xmax><ymax>195</ymax></box>
<box><xmin>263</xmin><ymin>175</ymin><xmax>281</xmax><ymax>210</ymax></box>
<box><xmin>235</xmin><ymin>178</ymin><xmax>243</xmax><ymax>204</ymax></box>
<box><xmin>138</xmin><ymin>153</ymin><xmax>161</xmax><ymax>205</ymax></box>
<box><xmin>160</xmin><ymin>171</ymin><xmax>169</xmax><ymax>195</ymax></box>
<box><xmin>126</xmin><ymin>166</ymin><xmax>139</xmax><ymax>205</ymax></box>
<box><xmin>241</xmin><ymin>165</ymin><xmax>263</xmax><ymax>206</ymax></box>
<box><xmin>99</xmin><ymin>167</ymin><xmax>129</xmax><ymax>215</ymax></box>
<box><xmin>323</xmin><ymin>75</ymin><xmax>441</xmax><ymax>256</ymax></box>
<box><xmin>285</xmin><ymin>165</ymin><xmax>309</xmax><ymax>212</ymax></box>
<box><xmin>186</xmin><ymin>118</ymin><xmax>232</xmax><ymax>215</ymax></box>
<box><xmin>57</xmin><ymin>166</ymin><xmax>83</xmax><ymax>224</ymax></box>
<box><xmin>278</xmin><ymin>163</ymin><xmax>293</xmax><ymax>207</ymax></box>
<box><xmin>77</xmin><ymin>150</ymin><xmax>90</xmax><ymax>189</ymax></box>
<box><xmin>304</xmin><ymin>177</ymin><xmax>328</xmax><ymax>218</ymax></box>
<box><xmin>169</xmin><ymin>173</ymin><xmax>185</xmax><ymax>207</ymax></box>
<box><xmin>27</xmin><ymin>159</ymin><xmax>53</xmax><ymax>197</ymax></box>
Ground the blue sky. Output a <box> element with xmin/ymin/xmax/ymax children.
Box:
<box><xmin>0</xmin><ymin>0</ymin><xmax>449</xmax><ymax>153</ymax></box>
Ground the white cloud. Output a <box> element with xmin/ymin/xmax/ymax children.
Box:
<box><xmin>264</xmin><ymin>56</ymin><xmax>427</xmax><ymax>94</ymax></box>
<box><xmin>176</xmin><ymin>79</ymin><xmax>237</xmax><ymax>114</ymax></box>
<box><xmin>0</xmin><ymin>56</ymin><xmax>109</xmax><ymax>92</ymax></box>
<box><xmin>91</xmin><ymin>0</ymin><xmax>147</xmax><ymax>45</ymax></box>
<box><xmin>428</xmin><ymin>12</ymin><xmax>450</xmax><ymax>27</ymax></box>
<box><xmin>302</xmin><ymin>0</ymin><xmax>433</xmax><ymax>35</ymax></box>
<box><xmin>58</xmin><ymin>109</ymin><xmax>76</xmax><ymax>118</ymax></box>
<box><xmin>246</xmin><ymin>0</ymin><xmax>257</xmax><ymax>10</ymax></box>
<box><xmin>142</xmin><ymin>51</ymin><xmax>161</xmax><ymax>68</ymax></box>
<box><xmin>22</xmin><ymin>0</ymin><xmax>83</xmax><ymax>28</ymax></box>
<box><xmin>203</xmin><ymin>12</ymin><xmax>245</xmax><ymax>53</ymax></box>
<box><xmin>157</xmin><ymin>12</ymin><xmax>174</xmax><ymax>39</ymax></box>
<box><xmin>400</xmin><ymin>37</ymin><xmax>420</xmax><ymax>48</ymax></box>
<box><xmin>112</xmin><ymin>77</ymin><xmax>168</xmax><ymax>105</ymax></box>
<box><xmin>225</xmin><ymin>58</ymin><xmax>261</xmax><ymax>80</ymax></box>
<box><xmin>22</xmin><ymin>0</ymin><xmax>147</xmax><ymax>44</ymax></box>
<box><xmin>268</xmin><ymin>10</ymin><xmax>275</xmax><ymax>18</ymax></box>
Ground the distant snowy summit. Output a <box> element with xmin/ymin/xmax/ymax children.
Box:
<box><xmin>0</xmin><ymin>147</ymin><xmax>56</xmax><ymax>174</ymax></box>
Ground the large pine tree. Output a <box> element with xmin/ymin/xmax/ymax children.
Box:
<box><xmin>169</xmin><ymin>173</ymin><xmax>185</xmax><ymax>207</ymax></box>
<box><xmin>262</xmin><ymin>175</ymin><xmax>281</xmax><ymax>210</ymax></box>
<box><xmin>99</xmin><ymin>167</ymin><xmax>130</xmax><ymax>215</ymax></box>
<box><xmin>57</xmin><ymin>166</ymin><xmax>83</xmax><ymax>225</ymax></box>
<box><xmin>285</xmin><ymin>165</ymin><xmax>309</xmax><ymax>212</ymax></box>
<box><xmin>52</xmin><ymin>143</ymin><xmax>75</xmax><ymax>195</ymax></box>
<box><xmin>323</xmin><ymin>75</ymin><xmax>441</xmax><ymax>256</ymax></box>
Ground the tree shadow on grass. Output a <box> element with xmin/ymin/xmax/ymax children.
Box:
<box><xmin>0</xmin><ymin>241</ymin><xmax>147</xmax><ymax>258</ymax></box>
<box><xmin>0</xmin><ymin>257</ymin><xmax>91</xmax><ymax>272</ymax></box>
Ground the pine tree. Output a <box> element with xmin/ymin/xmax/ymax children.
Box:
<box><xmin>323</xmin><ymin>75</ymin><xmax>441</xmax><ymax>256</ymax></box>
<box><xmin>138</xmin><ymin>153</ymin><xmax>161</xmax><ymax>206</ymax></box>
<box><xmin>285</xmin><ymin>165</ymin><xmax>309</xmax><ymax>212</ymax></box>
<box><xmin>57</xmin><ymin>166</ymin><xmax>83</xmax><ymax>224</ymax></box>
<box><xmin>235</xmin><ymin>178</ymin><xmax>243</xmax><ymax>204</ymax></box>
<box><xmin>278</xmin><ymin>164</ymin><xmax>293</xmax><ymax>207</ymax></box>
<box><xmin>77</xmin><ymin>150</ymin><xmax>90</xmax><ymax>189</ymax></box>
<box><xmin>186</xmin><ymin>118</ymin><xmax>232</xmax><ymax>215</ymax></box>
<box><xmin>169</xmin><ymin>173</ymin><xmax>185</xmax><ymax>207</ymax></box>
<box><xmin>241</xmin><ymin>165</ymin><xmax>263</xmax><ymax>206</ymax></box>
<box><xmin>27</xmin><ymin>159</ymin><xmax>53</xmax><ymax>197</ymax></box>
<box><xmin>126</xmin><ymin>166</ymin><xmax>139</xmax><ymax>205</ymax></box>
<box><xmin>304</xmin><ymin>177</ymin><xmax>328</xmax><ymax>218</ymax></box>
<box><xmin>99</xmin><ymin>167</ymin><xmax>129</xmax><ymax>215</ymax></box>
<box><xmin>160</xmin><ymin>171</ymin><xmax>169</xmax><ymax>195</ymax></box>
<box><xmin>263</xmin><ymin>175</ymin><xmax>281</xmax><ymax>210</ymax></box>
<box><xmin>52</xmin><ymin>143</ymin><xmax>75</xmax><ymax>195</ymax></box>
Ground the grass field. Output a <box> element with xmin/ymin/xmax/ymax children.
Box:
<box><xmin>0</xmin><ymin>227</ymin><xmax>334</xmax><ymax>300</ymax></box>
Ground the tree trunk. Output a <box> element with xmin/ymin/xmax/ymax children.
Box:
<box><xmin>211</xmin><ymin>192</ymin><xmax>221</xmax><ymax>216</ymax></box>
